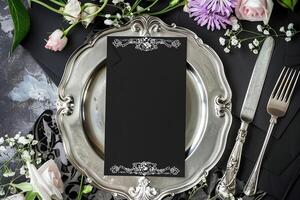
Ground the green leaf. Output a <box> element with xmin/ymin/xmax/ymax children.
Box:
<box><xmin>11</xmin><ymin>182</ymin><xmax>33</xmax><ymax>192</ymax></box>
<box><xmin>6</xmin><ymin>0</ymin><xmax>30</xmax><ymax>52</ymax></box>
<box><xmin>277</xmin><ymin>0</ymin><xmax>298</xmax><ymax>11</ymax></box>
<box><xmin>82</xmin><ymin>185</ymin><xmax>93</xmax><ymax>194</ymax></box>
<box><xmin>25</xmin><ymin>191</ymin><xmax>37</xmax><ymax>200</ymax></box>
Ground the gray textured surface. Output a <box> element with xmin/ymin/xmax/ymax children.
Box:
<box><xmin>0</xmin><ymin>0</ymin><xmax>57</xmax><ymax>135</ymax></box>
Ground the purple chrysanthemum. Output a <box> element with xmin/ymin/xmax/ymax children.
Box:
<box><xmin>188</xmin><ymin>0</ymin><xmax>236</xmax><ymax>31</ymax></box>
<box><xmin>206</xmin><ymin>0</ymin><xmax>237</xmax><ymax>16</ymax></box>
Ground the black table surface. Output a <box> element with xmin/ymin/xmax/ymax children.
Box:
<box><xmin>22</xmin><ymin>3</ymin><xmax>300</xmax><ymax>200</ymax></box>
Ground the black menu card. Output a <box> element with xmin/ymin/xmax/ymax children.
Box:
<box><xmin>104</xmin><ymin>36</ymin><xmax>186</xmax><ymax>177</ymax></box>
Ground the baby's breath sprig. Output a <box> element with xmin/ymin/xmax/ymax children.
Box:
<box><xmin>0</xmin><ymin>132</ymin><xmax>41</xmax><ymax>198</ymax></box>
<box><xmin>219</xmin><ymin>17</ymin><xmax>300</xmax><ymax>54</ymax></box>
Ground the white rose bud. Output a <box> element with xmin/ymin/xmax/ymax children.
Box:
<box><xmin>45</xmin><ymin>29</ymin><xmax>68</xmax><ymax>52</ymax></box>
<box><xmin>81</xmin><ymin>3</ymin><xmax>99</xmax><ymax>28</ymax></box>
<box><xmin>63</xmin><ymin>0</ymin><xmax>81</xmax><ymax>24</ymax></box>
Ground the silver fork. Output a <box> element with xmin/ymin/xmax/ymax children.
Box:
<box><xmin>243</xmin><ymin>67</ymin><xmax>300</xmax><ymax>196</ymax></box>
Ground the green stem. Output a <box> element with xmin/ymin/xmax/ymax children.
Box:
<box><xmin>132</xmin><ymin>0</ymin><xmax>160</xmax><ymax>15</ymax></box>
<box><xmin>30</xmin><ymin>0</ymin><xmax>64</xmax><ymax>15</ymax></box>
<box><xmin>131</xmin><ymin>0</ymin><xmax>142</xmax><ymax>12</ymax></box>
<box><xmin>76</xmin><ymin>175</ymin><xmax>84</xmax><ymax>200</ymax></box>
<box><xmin>148</xmin><ymin>2</ymin><xmax>185</xmax><ymax>15</ymax></box>
<box><xmin>269</xmin><ymin>26</ymin><xmax>278</xmax><ymax>37</ymax></box>
<box><xmin>0</xmin><ymin>153</ymin><xmax>18</xmax><ymax>171</ymax></box>
<box><xmin>83</xmin><ymin>0</ymin><xmax>109</xmax><ymax>20</ymax></box>
<box><xmin>242</xmin><ymin>29</ymin><xmax>263</xmax><ymax>36</ymax></box>
<box><xmin>240</xmin><ymin>35</ymin><xmax>267</xmax><ymax>42</ymax></box>
<box><xmin>49</xmin><ymin>0</ymin><xmax>65</xmax><ymax>7</ymax></box>
<box><xmin>63</xmin><ymin>21</ymin><xmax>79</xmax><ymax>36</ymax></box>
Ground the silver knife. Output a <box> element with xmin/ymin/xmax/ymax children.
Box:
<box><xmin>216</xmin><ymin>37</ymin><xmax>275</xmax><ymax>200</ymax></box>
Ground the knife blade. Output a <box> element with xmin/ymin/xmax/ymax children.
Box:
<box><xmin>240</xmin><ymin>37</ymin><xmax>275</xmax><ymax>122</ymax></box>
<box><xmin>216</xmin><ymin>37</ymin><xmax>275</xmax><ymax>199</ymax></box>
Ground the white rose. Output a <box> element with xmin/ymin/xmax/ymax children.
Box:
<box><xmin>235</xmin><ymin>0</ymin><xmax>274</xmax><ymax>24</ymax></box>
<box><xmin>27</xmin><ymin>160</ymin><xmax>64</xmax><ymax>200</ymax></box>
<box><xmin>81</xmin><ymin>3</ymin><xmax>99</xmax><ymax>28</ymax></box>
<box><xmin>63</xmin><ymin>0</ymin><xmax>81</xmax><ymax>24</ymax></box>
<box><xmin>45</xmin><ymin>29</ymin><xmax>68</xmax><ymax>52</ymax></box>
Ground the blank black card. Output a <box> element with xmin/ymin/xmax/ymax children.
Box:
<box><xmin>104</xmin><ymin>36</ymin><xmax>186</xmax><ymax>177</ymax></box>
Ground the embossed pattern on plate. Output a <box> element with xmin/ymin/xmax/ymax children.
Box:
<box><xmin>56</xmin><ymin>15</ymin><xmax>232</xmax><ymax>200</ymax></box>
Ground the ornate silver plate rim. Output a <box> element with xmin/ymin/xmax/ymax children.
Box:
<box><xmin>56</xmin><ymin>15</ymin><xmax>232</xmax><ymax>200</ymax></box>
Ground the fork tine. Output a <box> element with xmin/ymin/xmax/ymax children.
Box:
<box><xmin>274</xmin><ymin>67</ymin><xmax>290</xmax><ymax>99</ymax></box>
<box><xmin>283</xmin><ymin>69</ymin><xmax>296</xmax><ymax>101</ymax></box>
<box><xmin>280</xmin><ymin>69</ymin><xmax>294</xmax><ymax>100</ymax></box>
<box><xmin>271</xmin><ymin>67</ymin><xmax>286</xmax><ymax>98</ymax></box>
<box><xmin>286</xmin><ymin>70</ymin><xmax>300</xmax><ymax>103</ymax></box>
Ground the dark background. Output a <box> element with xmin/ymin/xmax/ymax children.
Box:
<box><xmin>20</xmin><ymin>1</ymin><xmax>300</xmax><ymax>199</ymax></box>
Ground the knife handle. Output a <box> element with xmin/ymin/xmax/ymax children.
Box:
<box><xmin>216</xmin><ymin>121</ymin><xmax>249</xmax><ymax>199</ymax></box>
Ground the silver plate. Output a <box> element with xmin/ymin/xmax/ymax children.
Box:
<box><xmin>56</xmin><ymin>15</ymin><xmax>232</xmax><ymax>200</ymax></box>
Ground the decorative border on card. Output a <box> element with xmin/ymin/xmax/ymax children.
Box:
<box><xmin>110</xmin><ymin>161</ymin><xmax>180</xmax><ymax>176</ymax></box>
<box><xmin>112</xmin><ymin>37</ymin><xmax>181</xmax><ymax>52</ymax></box>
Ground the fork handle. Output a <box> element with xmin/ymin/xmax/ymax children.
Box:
<box><xmin>243</xmin><ymin>116</ymin><xmax>277</xmax><ymax>196</ymax></box>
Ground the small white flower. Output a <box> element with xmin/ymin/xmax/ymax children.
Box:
<box><xmin>125</xmin><ymin>2</ymin><xmax>131</xmax><ymax>10</ymax></box>
<box><xmin>230</xmin><ymin>16</ymin><xmax>238</xmax><ymax>25</ymax></box>
<box><xmin>112</xmin><ymin>0</ymin><xmax>123</xmax><ymax>5</ymax></box>
<box><xmin>32</xmin><ymin>140</ymin><xmax>38</xmax><ymax>145</ymax></box>
<box><xmin>104</xmin><ymin>19</ymin><xmax>113</xmax><ymax>25</ymax></box>
<box><xmin>231</xmin><ymin>37</ymin><xmax>239</xmax><ymax>46</ymax></box>
<box><xmin>18</xmin><ymin>136</ymin><xmax>30</xmax><ymax>145</ymax></box>
<box><xmin>279</xmin><ymin>26</ymin><xmax>285</xmax><ymax>32</ymax></box>
<box><xmin>253</xmin><ymin>49</ymin><xmax>258</xmax><ymax>54</ymax></box>
<box><xmin>224</xmin><ymin>29</ymin><xmax>231</xmax><ymax>36</ymax></box>
<box><xmin>237</xmin><ymin>43</ymin><xmax>241</xmax><ymax>48</ymax></box>
<box><xmin>248</xmin><ymin>43</ymin><xmax>254</xmax><ymax>49</ymax></box>
<box><xmin>257</xmin><ymin>25</ymin><xmax>263</xmax><ymax>32</ymax></box>
<box><xmin>263</xmin><ymin>30</ymin><xmax>270</xmax><ymax>35</ymax></box>
<box><xmin>4</xmin><ymin>134</ymin><xmax>8</xmax><ymax>138</ymax></box>
<box><xmin>105</xmin><ymin>14</ymin><xmax>111</xmax><ymax>18</ymax></box>
<box><xmin>0</xmin><ymin>137</ymin><xmax>4</xmax><ymax>145</ymax></box>
<box><xmin>219</xmin><ymin>37</ymin><xmax>226</xmax><ymax>46</ymax></box>
<box><xmin>6</xmin><ymin>138</ymin><xmax>15</xmax><ymax>147</ymax></box>
<box><xmin>21</xmin><ymin>150</ymin><xmax>31</xmax><ymax>162</ymax></box>
<box><xmin>288</xmin><ymin>23</ymin><xmax>294</xmax><ymax>29</ymax></box>
<box><xmin>27</xmin><ymin>134</ymin><xmax>34</xmax><ymax>141</ymax></box>
<box><xmin>36</xmin><ymin>158</ymin><xmax>42</xmax><ymax>164</ymax></box>
<box><xmin>232</xmin><ymin>23</ymin><xmax>240</xmax><ymax>31</ymax></box>
<box><xmin>20</xmin><ymin>165</ymin><xmax>26</xmax><ymax>175</ymax></box>
<box><xmin>224</xmin><ymin>47</ymin><xmax>230</xmax><ymax>53</ymax></box>
<box><xmin>0</xmin><ymin>187</ymin><xmax>4</xmax><ymax>196</ymax></box>
<box><xmin>285</xmin><ymin>37</ymin><xmax>291</xmax><ymax>42</ymax></box>
<box><xmin>30</xmin><ymin>150</ymin><xmax>35</xmax><ymax>155</ymax></box>
<box><xmin>286</xmin><ymin>30</ymin><xmax>292</xmax><ymax>37</ymax></box>
<box><xmin>116</xmin><ymin>13</ymin><xmax>121</xmax><ymax>19</ymax></box>
<box><xmin>14</xmin><ymin>133</ymin><xmax>20</xmax><ymax>140</ymax></box>
<box><xmin>253</xmin><ymin>39</ymin><xmax>259</xmax><ymax>46</ymax></box>
<box><xmin>0</xmin><ymin>146</ymin><xmax>6</xmax><ymax>152</ymax></box>
<box><xmin>3</xmin><ymin>170</ymin><xmax>15</xmax><ymax>177</ymax></box>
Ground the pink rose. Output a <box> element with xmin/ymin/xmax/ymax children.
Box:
<box><xmin>235</xmin><ymin>0</ymin><xmax>274</xmax><ymax>24</ymax></box>
<box><xmin>27</xmin><ymin>159</ymin><xmax>64</xmax><ymax>200</ymax></box>
<box><xmin>45</xmin><ymin>29</ymin><xmax>68</xmax><ymax>52</ymax></box>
